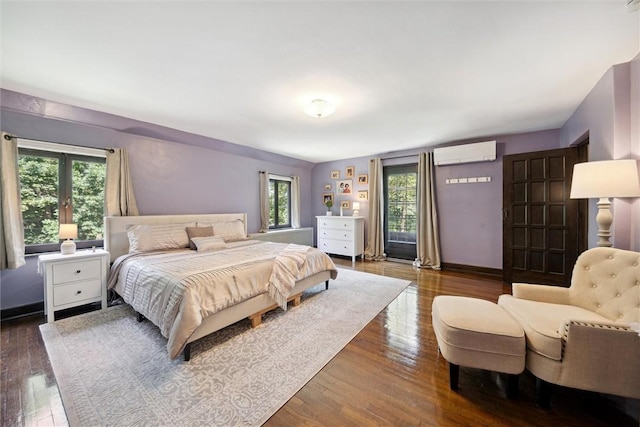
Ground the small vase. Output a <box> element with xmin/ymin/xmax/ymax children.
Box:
<box><xmin>326</xmin><ymin>211</ymin><xmax>332</xmax><ymax>216</ymax></box>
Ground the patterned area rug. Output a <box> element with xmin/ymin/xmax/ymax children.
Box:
<box><xmin>40</xmin><ymin>268</ymin><xmax>412</xmax><ymax>426</ymax></box>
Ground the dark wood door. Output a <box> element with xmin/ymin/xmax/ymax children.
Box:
<box><xmin>503</xmin><ymin>147</ymin><xmax>584</xmax><ymax>286</ymax></box>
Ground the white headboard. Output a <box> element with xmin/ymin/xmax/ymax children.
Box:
<box><xmin>104</xmin><ymin>213</ymin><xmax>248</xmax><ymax>263</ymax></box>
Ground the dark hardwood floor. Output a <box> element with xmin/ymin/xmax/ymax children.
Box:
<box><xmin>2</xmin><ymin>258</ymin><xmax>638</xmax><ymax>426</ymax></box>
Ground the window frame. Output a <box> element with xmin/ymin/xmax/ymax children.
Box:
<box><xmin>18</xmin><ymin>147</ymin><xmax>106</xmax><ymax>254</ymax></box>
<box><xmin>269</xmin><ymin>175</ymin><xmax>292</xmax><ymax>229</ymax></box>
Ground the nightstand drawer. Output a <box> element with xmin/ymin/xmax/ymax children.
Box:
<box><xmin>53</xmin><ymin>279</ymin><xmax>102</xmax><ymax>306</ymax></box>
<box><xmin>52</xmin><ymin>259</ymin><xmax>101</xmax><ymax>284</ymax></box>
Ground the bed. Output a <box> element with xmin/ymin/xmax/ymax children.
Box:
<box><xmin>105</xmin><ymin>213</ymin><xmax>337</xmax><ymax>361</ymax></box>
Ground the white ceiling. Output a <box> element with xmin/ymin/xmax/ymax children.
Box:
<box><xmin>1</xmin><ymin>1</ymin><xmax>639</xmax><ymax>163</ymax></box>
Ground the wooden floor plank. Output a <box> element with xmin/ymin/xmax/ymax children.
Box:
<box><xmin>1</xmin><ymin>258</ymin><xmax>638</xmax><ymax>426</ymax></box>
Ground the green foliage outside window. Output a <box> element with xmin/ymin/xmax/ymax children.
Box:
<box><xmin>19</xmin><ymin>152</ymin><xmax>105</xmax><ymax>247</ymax></box>
<box><xmin>387</xmin><ymin>172</ymin><xmax>417</xmax><ymax>242</ymax></box>
<box><xmin>269</xmin><ymin>178</ymin><xmax>291</xmax><ymax>228</ymax></box>
<box><xmin>19</xmin><ymin>155</ymin><xmax>59</xmax><ymax>244</ymax></box>
<box><xmin>72</xmin><ymin>160</ymin><xmax>106</xmax><ymax>240</ymax></box>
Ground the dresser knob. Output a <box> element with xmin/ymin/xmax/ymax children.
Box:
<box><xmin>76</xmin><ymin>290</ymin><xmax>82</xmax><ymax>295</ymax></box>
<box><xmin>76</xmin><ymin>270</ymin><xmax>81</xmax><ymax>274</ymax></box>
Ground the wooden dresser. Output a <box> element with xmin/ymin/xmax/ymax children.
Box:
<box><xmin>316</xmin><ymin>216</ymin><xmax>365</xmax><ymax>262</ymax></box>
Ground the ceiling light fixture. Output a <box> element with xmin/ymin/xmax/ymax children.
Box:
<box><xmin>304</xmin><ymin>99</ymin><xmax>336</xmax><ymax>118</ymax></box>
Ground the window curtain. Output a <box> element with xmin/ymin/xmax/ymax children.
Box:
<box><xmin>259</xmin><ymin>171</ymin><xmax>269</xmax><ymax>232</ymax></box>
<box><xmin>414</xmin><ymin>152</ymin><xmax>441</xmax><ymax>269</ymax></box>
<box><xmin>365</xmin><ymin>158</ymin><xmax>386</xmax><ymax>261</ymax></box>
<box><xmin>105</xmin><ymin>148</ymin><xmax>139</xmax><ymax>216</ymax></box>
<box><xmin>291</xmin><ymin>175</ymin><xmax>300</xmax><ymax>229</ymax></box>
<box><xmin>0</xmin><ymin>133</ymin><xmax>26</xmax><ymax>270</ymax></box>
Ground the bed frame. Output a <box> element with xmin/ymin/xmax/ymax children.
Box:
<box><xmin>104</xmin><ymin>213</ymin><xmax>332</xmax><ymax>361</ymax></box>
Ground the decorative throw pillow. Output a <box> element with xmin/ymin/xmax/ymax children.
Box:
<box><xmin>186</xmin><ymin>226</ymin><xmax>214</xmax><ymax>250</ymax></box>
<box><xmin>191</xmin><ymin>236</ymin><xmax>227</xmax><ymax>252</ymax></box>
<box><xmin>198</xmin><ymin>220</ymin><xmax>246</xmax><ymax>242</ymax></box>
<box><xmin>148</xmin><ymin>222</ymin><xmax>194</xmax><ymax>250</ymax></box>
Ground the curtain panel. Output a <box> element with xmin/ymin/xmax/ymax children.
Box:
<box><xmin>414</xmin><ymin>152</ymin><xmax>441</xmax><ymax>269</ymax></box>
<box><xmin>365</xmin><ymin>158</ymin><xmax>386</xmax><ymax>261</ymax></box>
<box><xmin>259</xmin><ymin>171</ymin><xmax>270</xmax><ymax>232</ymax></box>
<box><xmin>0</xmin><ymin>133</ymin><xmax>26</xmax><ymax>269</ymax></box>
<box><xmin>105</xmin><ymin>148</ymin><xmax>139</xmax><ymax>217</ymax></box>
<box><xmin>291</xmin><ymin>176</ymin><xmax>301</xmax><ymax>229</ymax></box>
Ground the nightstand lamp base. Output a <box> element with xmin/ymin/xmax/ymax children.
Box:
<box><xmin>60</xmin><ymin>239</ymin><xmax>76</xmax><ymax>255</ymax></box>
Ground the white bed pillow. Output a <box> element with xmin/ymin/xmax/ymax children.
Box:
<box><xmin>126</xmin><ymin>225</ymin><xmax>154</xmax><ymax>253</ymax></box>
<box><xmin>126</xmin><ymin>222</ymin><xmax>195</xmax><ymax>253</ymax></box>
<box><xmin>197</xmin><ymin>220</ymin><xmax>246</xmax><ymax>242</ymax></box>
<box><xmin>190</xmin><ymin>236</ymin><xmax>227</xmax><ymax>252</ymax></box>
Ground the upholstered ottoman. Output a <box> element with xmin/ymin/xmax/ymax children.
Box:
<box><xmin>432</xmin><ymin>296</ymin><xmax>526</xmax><ymax>398</ymax></box>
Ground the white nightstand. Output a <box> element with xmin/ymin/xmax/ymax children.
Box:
<box><xmin>38</xmin><ymin>249</ymin><xmax>110</xmax><ymax>323</ymax></box>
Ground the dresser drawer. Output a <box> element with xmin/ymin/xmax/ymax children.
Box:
<box><xmin>318</xmin><ymin>228</ymin><xmax>353</xmax><ymax>241</ymax></box>
<box><xmin>317</xmin><ymin>218</ymin><xmax>354</xmax><ymax>231</ymax></box>
<box><xmin>53</xmin><ymin>279</ymin><xmax>102</xmax><ymax>307</ymax></box>
<box><xmin>52</xmin><ymin>259</ymin><xmax>102</xmax><ymax>284</ymax></box>
<box><xmin>318</xmin><ymin>238</ymin><xmax>353</xmax><ymax>256</ymax></box>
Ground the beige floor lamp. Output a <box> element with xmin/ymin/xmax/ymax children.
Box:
<box><xmin>570</xmin><ymin>159</ymin><xmax>640</xmax><ymax>247</ymax></box>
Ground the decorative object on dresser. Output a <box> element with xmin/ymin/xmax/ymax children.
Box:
<box><xmin>58</xmin><ymin>223</ymin><xmax>78</xmax><ymax>255</ymax></box>
<box><xmin>316</xmin><ymin>215</ymin><xmax>364</xmax><ymax>262</ymax></box>
<box><xmin>39</xmin><ymin>268</ymin><xmax>412</xmax><ymax>427</ymax></box>
<box><xmin>38</xmin><ymin>250</ymin><xmax>109</xmax><ymax>323</ymax></box>
<box><xmin>323</xmin><ymin>194</ymin><xmax>334</xmax><ymax>215</ymax></box>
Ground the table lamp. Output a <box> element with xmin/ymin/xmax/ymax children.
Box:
<box><xmin>352</xmin><ymin>202</ymin><xmax>360</xmax><ymax>216</ymax></box>
<box><xmin>59</xmin><ymin>223</ymin><xmax>78</xmax><ymax>255</ymax></box>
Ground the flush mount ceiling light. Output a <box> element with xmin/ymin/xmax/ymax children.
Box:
<box><xmin>304</xmin><ymin>99</ymin><xmax>336</xmax><ymax>118</ymax></box>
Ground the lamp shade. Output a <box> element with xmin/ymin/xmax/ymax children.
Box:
<box><xmin>570</xmin><ymin>159</ymin><xmax>640</xmax><ymax>199</ymax></box>
<box><xmin>59</xmin><ymin>223</ymin><xmax>78</xmax><ymax>240</ymax></box>
<box><xmin>352</xmin><ymin>202</ymin><xmax>360</xmax><ymax>210</ymax></box>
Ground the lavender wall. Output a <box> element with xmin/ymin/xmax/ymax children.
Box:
<box><xmin>560</xmin><ymin>62</ymin><xmax>636</xmax><ymax>249</ymax></box>
<box><xmin>631</xmin><ymin>53</ymin><xmax>640</xmax><ymax>250</ymax></box>
<box><xmin>0</xmin><ymin>90</ymin><xmax>314</xmax><ymax>311</ymax></box>
<box><xmin>312</xmin><ymin>130</ymin><xmax>562</xmax><ymax>269</ymax></box>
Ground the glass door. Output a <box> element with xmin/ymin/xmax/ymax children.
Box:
<box><xmin>384</xmin><ymin>164</ymin><xmax>417</xmax><ymax>260</ymax></box>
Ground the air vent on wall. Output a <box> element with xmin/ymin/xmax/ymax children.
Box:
<box><xmin>433</xmin><ymin>140</ymin><xmax>496</xmax><ymax>166</ymax></box>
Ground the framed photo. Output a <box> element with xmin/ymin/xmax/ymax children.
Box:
<box><xmin>336</xmin><ymin>179</ymin><xmax>353</xmax><ymax>194</ymax></box>
<box><xmin>357</xmin><ymin>174</ymin><xmax>368</xmax><ymax>184</ymax></box>
<box><xmin>357</xmin><ymin>190</ymin><xmax>369</xmax><ymax>201</ymax></box>
<box><xmin>330</xmin><ymin>170</ymin><xmax>340</xmax><ymax>179</ymax></box>
<box><xmin>345</xmin><ymin>166</ymin><xmax>355</xmax><ymax>178</ymax></box>
<box><xmin>340</xmin><ymin>201</ymin><xmax>350</xmax><ymax>209</ymax></box>
<box><xmin>322</xmin><ymin>193</ymin><xmax>334</xmax><ymax>205</ymax></box>
<box><xmin>324</xmin><ymin>183</ymin><xmax>332</xmax><ymax>191</ymax></box>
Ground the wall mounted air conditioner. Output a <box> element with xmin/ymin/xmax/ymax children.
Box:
<box><xmin>433</xmin><ymin>140</ymin><xmax>496</xmax><ymax>166</ymax></box>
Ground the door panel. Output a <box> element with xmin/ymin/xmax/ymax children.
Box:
<box><xmin>383</xmin><ymin>164</ymin><xmax>417</xmax><ymax>260</ymax></box>
<box><xmin>503</xmin><ymin>147</ymin><xmax>584</xmax><ymax>286</ymax></box>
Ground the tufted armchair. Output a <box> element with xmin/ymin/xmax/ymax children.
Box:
<box><xmin>498</xmin><ymin>247</ymin><xmax>640</xmax><ymax>407</ymax></box>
